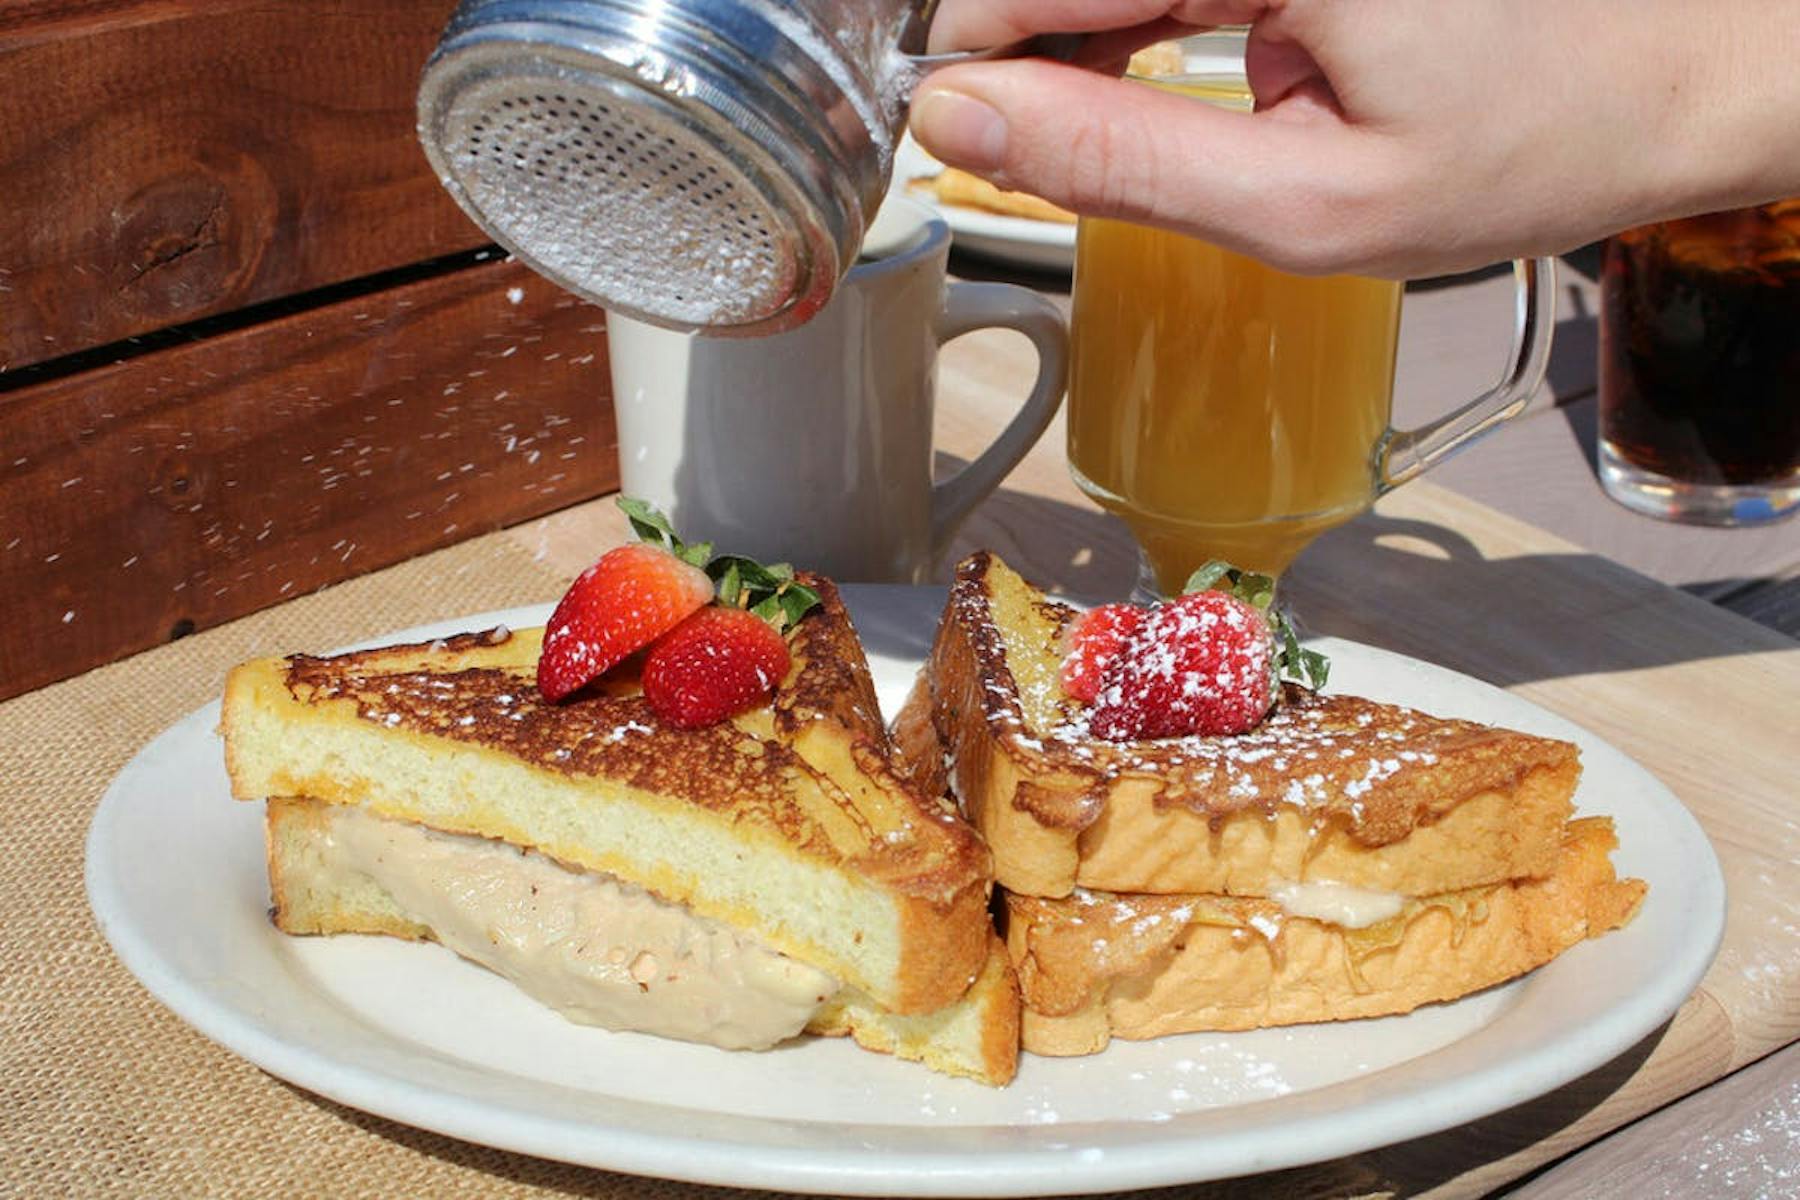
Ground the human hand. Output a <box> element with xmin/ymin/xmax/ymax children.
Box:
<box><xmin>911</xmin><ymin>0</ymin><xmax>1800</xmax><ymax>277</ymax></box>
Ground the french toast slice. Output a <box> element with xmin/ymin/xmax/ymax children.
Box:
<box><xmin>223</xmin><ymin>577</ymin><xmax>993</xmax><ymax>1017</ymax></box>
<box><xmin>264</xmin><ymin>796</ymin><xmax>1020</xmax><ymax>1085</ymax></box>
<box><xmin>906</xmin><ymin>552</ymin><xmax>1579</xmax><ymax>898</ymax></box>
<box><xmin>1006</xmin><ymin>817</ymin><xmax>1646</xmax><ymax>1055</ymax></box>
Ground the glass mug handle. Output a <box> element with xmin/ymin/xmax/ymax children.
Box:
<box><xmin>1376</xmin><ymin>257</ymin><xmax>1557</xmax><ymax>492</ymax></box>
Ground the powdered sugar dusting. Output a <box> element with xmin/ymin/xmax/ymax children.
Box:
<box><xmin>1046</xmin><ymin>689</ymin><xmax>1449</xmax><ymax>812</ymax></box>
<box><xmin>1088</xmin><ymin>592</ymin><xmax>1274</xmax><ymax>740</ymax></box>
<box><xmin>1529</xmin><ymin>1048</ymin><xmax>1800</xmax><ymax>1198</ymax></box>
<box><xmin>959</xmin><ymin>570</ymin><xmax>1539</xmax><ymax>830</ymax></box>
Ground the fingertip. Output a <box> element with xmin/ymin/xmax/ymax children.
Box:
<box><xmin>909</xmin><ymin>86</ymin><xmax>1009</xmax><ymax>172</ymax></box>
<box><xmin>915</xmin><ymin>61</ymin><xmax>1244</xmax><ymax>224</ymax></box>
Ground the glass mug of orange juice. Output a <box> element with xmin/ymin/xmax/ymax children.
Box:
<box><xmin>1068</xmin><ymin>39</ymin><xmax>1556</xmax><ymax>596</ymax></box>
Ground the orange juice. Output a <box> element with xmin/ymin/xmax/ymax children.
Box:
<box><xmin>1067</xmin><ymin>222</ymin><xmax>1402</xmax><ymax>587</ymax></box>
<box><xmin>1067</xmin><ymin>75</ymin><xmax>1404</xmax><ymax>590</ymax></box>
<box><xmin>1065</xmin><ymin>73</ymin><xmax>1404</xmax><ymax>590</ymax></box>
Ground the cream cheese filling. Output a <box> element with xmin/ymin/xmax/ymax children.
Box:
<box><xmin>1269</xmin><ymin>879</ymin><xmax>1407</xmax><ymax>929</ymax></box>
<box><xmin>320</xmin><ymin>805</ymin><xmax>840</xmax><ymax>1050</ymax></box>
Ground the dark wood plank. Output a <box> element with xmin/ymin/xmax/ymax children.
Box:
<box><xmin>0</xmin><ymin>257</ymin><xmax>616</xmax><ymax>700</ymax></box>
<box><xmin>0</xmin><ymin>0</ymin><xmax>484</xmax><ymax>371</ymax></box>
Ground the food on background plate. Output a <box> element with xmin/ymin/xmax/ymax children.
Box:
<box><xmin>222</xmin><ymin>502</ymin><xmax>1019</xmax><ymax>1085</ymax></box>
<box><xmin>891</xmin><ymin>552</ymin><xmax>1646</xmax><ymax>1056</ymax></box>
<box><xmin>1126</xmin><ymin>40</ymin><xmax>1186</xmax><ymax>77</ymax></box>
<box><xmin>909</xmin><ymin>167</ymin><xmax>1077</xmax><ymax>225</ymax></box>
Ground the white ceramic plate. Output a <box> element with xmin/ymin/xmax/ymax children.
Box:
<box><xmin>889</xmin><ymin>136</ymin><xmax>1076</xmax><ymax>273</ymax></box>
<box><xmin>87</xmin><ymin>586</ymin><xmax>1723</xmax><ymax>1196</ymax></box>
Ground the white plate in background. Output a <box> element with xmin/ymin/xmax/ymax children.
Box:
<box><xmin>889</xmin><ymin>137</ymin><xmax>1076</xmax><ymax>273</ymax></box>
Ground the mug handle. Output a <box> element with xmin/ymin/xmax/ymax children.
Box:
<box><xmin>929</xmin><ymin>282</ymin><xmax>1070</xmax><ymax>555</ymax></box>
<box><xmin>1376</xmin><ymin>257</ymin><xmax>1557</xmax><ymax>492</ymax></box>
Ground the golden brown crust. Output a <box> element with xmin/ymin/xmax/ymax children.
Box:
<box><xmin>890</xmin><ymin>673</ymin><xmax>949</xmax><ymax>801</ymax></box>
<box><xmin>1008</xmin><ymin>818</ymin><xmax>1646</xmax><ymax>1053</ymax></box>
<box><xmin>809</xmin><ymin>934</ymin><xmax>1020</xmax><ymax>1087</ymax></box>
<box><xmin>278</xmin><ymin>630</ymin><xmax>840</xmax><ymax>863</ymax></box>
<box><xmin>916</xmin><ymin>552</ymin><xmax>1578</xmax><ymax>897</ymax></box>
<box><xmin>774</xmin><ymin>578</ymin><xmax>993</xmax><ymax>912</ymax></box>
<box><xmin>224</xmin><ymin>588</ymin><xmax>992</xmax><ymax>1014</ymax></box>
<box><xmin>777</xmin><ymin>576</ymin><xmax>893</xmax><ymax>752</ymax></box>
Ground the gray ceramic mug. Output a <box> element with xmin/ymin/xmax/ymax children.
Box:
<box><xmin>608</xmin><ymin>197</ymin><xmax>1068</xmax><ymax>581</ymax></box>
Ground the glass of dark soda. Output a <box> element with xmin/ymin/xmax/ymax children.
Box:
<box><xmin>1598</xmin><ymin>199</ymin><xmax>1800</xmax><ymax>524</ymax></box>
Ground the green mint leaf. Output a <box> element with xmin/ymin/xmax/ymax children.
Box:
<box><xmin>750</xmin><ymin>594</ymin><xmax>783</xmax><ymax>624</ymax></box>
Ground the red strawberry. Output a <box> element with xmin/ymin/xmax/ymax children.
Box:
<box><xmin>1088</xmin><ymin>590</ymin><xmax>1275</xmax><ymax>740</ymax></box>
<box><xmin>641</xmin><ymin>607</ymin><xmax>792</xmax><ymax>729</ymax></box>
<box><xmin>1059</xmin><ymin>603</ymin><xmax>1146</xmax><ymax>703</ymax></box>
<box><xmin>537</xmin><ymin>543</ymin><xmax>713</xmax><ymax>701</ymax></box>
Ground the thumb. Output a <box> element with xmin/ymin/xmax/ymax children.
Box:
<box><xmin>908</xmin><ymin>59</ymin><xmax>1395</xmax><ymax>274</ymax></box>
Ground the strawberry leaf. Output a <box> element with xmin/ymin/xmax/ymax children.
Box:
<box><xmin>716</xmin><ymin>560</ymin><xmax>743</xmax><ymax>609</ymax></box>
<box><xmin>612</xmin><ymin>497</ymin><xmax>822</xmax><ymax>633</ymax></box>
<box><xmin>773</xmin><ymin>583</ymin><xmax>821</xmax><ymax>630</ymax></box>
<box><xmin>1183</xmin><ymin>560</ymin><xmax>1233</xmax><ymax>594</ymax></box>
<box><xmin>617</xmin><ymin>495</ymin><xmax>675</xmax><ymax>544</ymax></box>
<box><xmin>707</xmin><ymin>554</ymin><xmax>780</xmax><ymax>601</ymax></box>
<box><xmin>616</xmin><ymin>496</ymin><xmax>711</xmax><ymax>568</ymax></box>
<box><xmin>706</xmin><ymin>554</ymin><xmax>819</xmax><ymax>632</ymax></box>
<box><xmin>1183</xmin><ymin>560</ymin><xmax>1275</xmax><ymax>610</ymax></box>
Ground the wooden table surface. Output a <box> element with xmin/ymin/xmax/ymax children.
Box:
<box><xmin>509</xmin><ymin>251</ymin><xmax>1800</xmax><ymax>1197</ymax></box>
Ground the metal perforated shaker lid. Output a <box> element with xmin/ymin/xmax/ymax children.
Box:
<box><xmin>418</xmin><ymin>0</ymin><xmax>910</xmax><ymax>337</ymax></box>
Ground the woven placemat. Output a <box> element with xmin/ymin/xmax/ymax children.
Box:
<box><xmin>0</xmin><ymin>530</ymin><xmax>770</xmax><ymax>1199</ymax></box>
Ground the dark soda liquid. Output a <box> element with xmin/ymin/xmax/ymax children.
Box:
<box><xmin>1599</xmin><ymin>202</ymin><xmax>1800</xmax><ymax>486</ymax></box>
